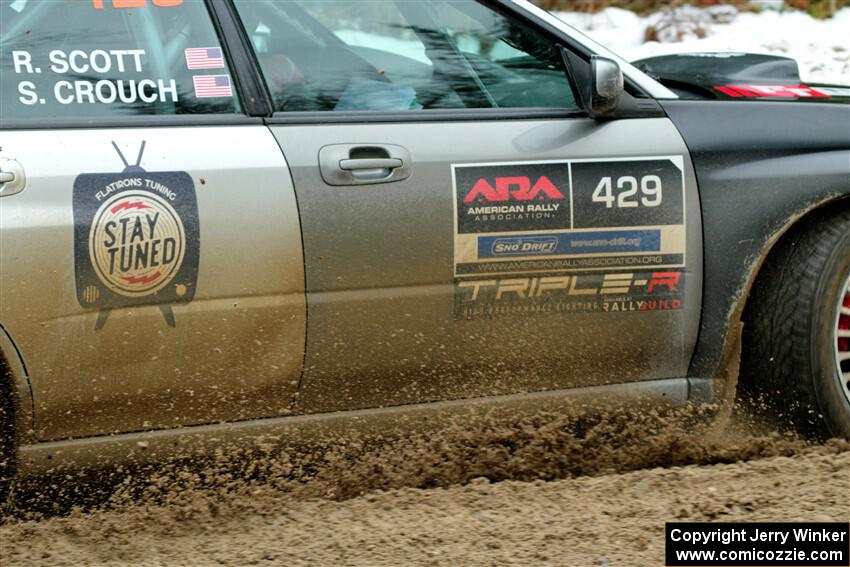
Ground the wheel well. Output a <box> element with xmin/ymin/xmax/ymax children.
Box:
<box><xmin>0</xmin><ymin>325</ymin><xmax>31</xmax><ymax>449</ymax></box>
<box><xmin>738</xmin><ymin>196</ymin><xmax>850</xmax><ymax>394</ymax></box>
<box><xmin>743</xmin><ymin>197</ymin><xmax>850</xmax><ymax>318</ymax></box>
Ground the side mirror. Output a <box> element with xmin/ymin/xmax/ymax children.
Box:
<box><xmin>559</xmin><ymin>47</ymin><xmax>624</xmax><ymax>120</ymax></box>
<box><xmin>589</xmin><ymin>56</ymin><xmax>623</xmax><ymax>119</ymax></box>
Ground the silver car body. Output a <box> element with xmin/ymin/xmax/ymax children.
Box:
<box><xmin>0</xmin><ymin>0</ymin><xmax>721</xmax><ymax>476</ymax></box>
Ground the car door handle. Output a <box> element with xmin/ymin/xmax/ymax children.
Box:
<box><xmin>319</xmin><ymin>143</ymin><xmax>412</xmax><ymax>186</ymax></box>
<box><xmin>339</xmin><ymin>158</ymin><xmax>403</xmax><ymax>171</ymax></box>
<box><xmin>0</xmin><ymin>158</ymin><xmax>26</xmax><ymax>197</ymax></box>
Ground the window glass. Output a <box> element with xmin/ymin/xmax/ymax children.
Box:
<box><xmin>0</xmin><ymin>0</ymin><xmax>240</xmax><ymax>122</ymax></box>
<box><xmin>233</xmin><ymin>0</ymin><xmax>578</xmax><ymax>112</ymax></box>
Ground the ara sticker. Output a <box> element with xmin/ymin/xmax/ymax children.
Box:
<box><xmin>454</xmin><ymin>163</ymin><xmax>571</xmax><ymax>234</ymax></box>
<box><xmin>452</xmin><ymin>157</ymin><xmax>687</xmax><ymax>278</ymax></box>
<box><xmin>72</xmin><ymin>141</ymin><xmax>200</xmax><ymax>330</ymax></box>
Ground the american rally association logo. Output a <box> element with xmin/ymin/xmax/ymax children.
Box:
<box><xmin>73</xmin><ymin>141</ymin><xmax>200</xmax><ymax>330</ymax></box>
<box><xmin>89</xmin><ymin>191</ymin><xmax>186</xmax><ymax>297</ymax></box>
<box><xmin>454</xmin><ymin>164</ymin><xmax>571</xmax><ymax>234</ymax></box>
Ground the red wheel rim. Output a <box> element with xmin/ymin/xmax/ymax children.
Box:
<box><xmin>835</xmin><ymin>273</ymin><xmax>850</xmax><ymax>405</ymax></box>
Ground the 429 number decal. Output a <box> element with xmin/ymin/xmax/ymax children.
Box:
<box><xmin>571</xmin><ymin>159</ymin><xmax>683</xmax><ymax>228</ymax></box>
<box><xmin>591</xmin><ymin>175</ymin><xmax>663</xmax><ymax>208</ymax></box>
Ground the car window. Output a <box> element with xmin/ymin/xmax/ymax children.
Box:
<box><xmin>0</xmin><ymin>0</ymin><xmax>240</xmax><ymax>122</ymax></box>
<box><xmin>233</xmin><ymin>0</ymin><xmax>579</xmax><ymax>112</ymax></box>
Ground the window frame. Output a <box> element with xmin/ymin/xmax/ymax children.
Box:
<box><xmin>239</xmin><ymin>0</ymin><xmax>595</xmax><ymax>123</ymax></box>
<box><xmin>237</xmin><ymin>0</ymin><xmax>662</xmax><ymax>125</ymax></box>
<box><xmin>0</xmin><ymin>0</ymin><xmax>662</xmax><ymax>130</ymax></box>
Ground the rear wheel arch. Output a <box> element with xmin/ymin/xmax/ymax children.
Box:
<box><xmin>0</xmin><ymin>323</ymin><xmax>35</xmax><ymax>445</ymax></box>
<box><xmin>0</xmin><ymin>327</ymin><xmax>28</xmax><ymax>508</ymax></box>
<box><xmin>739</xmin><ymin>194</ymin><xmax>850</xmax><ymax>334</ymax></box>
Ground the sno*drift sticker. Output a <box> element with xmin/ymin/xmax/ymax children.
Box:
<box><xmin>73</xmin><ymin>141</ymin><xmax>199</xmax><ymax>329</ymax></box>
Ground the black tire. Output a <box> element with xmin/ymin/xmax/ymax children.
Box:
<box><xmin>0</xmin><ymin>370</ymin><xmax>15</xmax><ymax>516</ymax></box>
<box><xmin>741</xmin><ymin>207</ymin><xmax>850</xmax><ymax>438</ymax></box>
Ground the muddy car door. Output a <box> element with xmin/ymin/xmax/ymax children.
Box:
<box><xmin>232</xmin><ymin>0</ymin><xmax>702</xmax><ymax>413</ymax></box>
<box><xmin>0</xmin><ymin>0</ymin><xmax>305</xmax><ymax>440</ymax></box>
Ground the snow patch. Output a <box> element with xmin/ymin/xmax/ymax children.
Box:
<box><xmin>556</xmin><ymin>7</ymin><xmax>850</xmax><ymax>85</ymax></box>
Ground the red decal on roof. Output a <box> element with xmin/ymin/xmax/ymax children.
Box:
<box><xmin>714</xmin><ymin>84</ymin><xmax>832</xmax><ymax>98</ymax></box>
<box><xmin>714</xmin><ymin>86</ymin><xmax>749</xmax><ymax>97</ymax></box>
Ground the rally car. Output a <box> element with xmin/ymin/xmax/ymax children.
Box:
<box><xmin>0</xmin><ymin>0</ymin><xmax>848</xmax><ymax>503</ymax></box>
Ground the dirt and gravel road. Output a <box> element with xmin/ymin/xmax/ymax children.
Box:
<box><xmin>2</xmin><ymin>406</ymin><xmax>849</xmax><ymax>566</ymax></box>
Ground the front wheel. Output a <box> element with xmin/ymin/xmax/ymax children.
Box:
<box><xmin>0</xmin><ymin>374</ymin><xmax>15</xmax><ymax>516</ymax></box>
<box><xmin>741</xmin><ymin>207</ymin><xmax>850</xmax><ymax>438</ymax></box>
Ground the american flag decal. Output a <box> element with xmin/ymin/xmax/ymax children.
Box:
<box><xmin>185</xmin><ymin>47</ymin><xmax>225</xmax><ymax>70</ymax></box>
<box><xmin>192</xmin><ymin>75</ymin><xmax>233</xmax><ymax>98</ymax></box>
